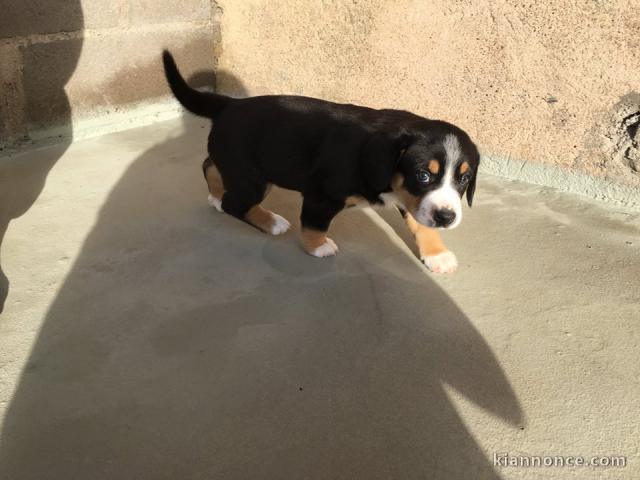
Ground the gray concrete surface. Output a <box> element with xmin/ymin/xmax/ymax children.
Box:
<box><xmin>0</xmin><ymin>115</ymin><xmax>639</xmax><ymax>479</ymax></box>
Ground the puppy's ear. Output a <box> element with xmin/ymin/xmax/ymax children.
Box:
<box><xmin>466</xmin><ymin>154</ymin><xmax>479</xmax><ymax>207</ymax></box>
<box><xmin>361</xmin><ymin>132</ymin><xmax>413</xmax><ymax>192</ymax></box>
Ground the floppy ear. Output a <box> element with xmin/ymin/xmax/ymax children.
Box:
<box><xmin>466</xmin><ymin>173</ymin><xmax>477</xmax><ymax>207</ymax></box>
<box><xmin>361</xmin><ymin>132</ymin><xmax>413</xmax><ymax>192</ymax></box>
<box><xmin>466</xmin><ymin>154</ymin><xmax>479</xmax><ymax>207</ymax></box>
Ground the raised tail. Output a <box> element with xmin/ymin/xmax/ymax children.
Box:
<box><xmin>162</xmin><ymin>50</ymin><xmax>232</xmax><ymax>118</ymax></box>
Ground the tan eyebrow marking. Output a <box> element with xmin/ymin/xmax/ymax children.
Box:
<box><xmin>459</xmin><ymin>162</ymin><xmax>470</xmax><ymax>174</ymax></box>
<box><xmin>427</xmin><ymin>159</ymin><xmax>440</xmax><ymax>174</ymax></box>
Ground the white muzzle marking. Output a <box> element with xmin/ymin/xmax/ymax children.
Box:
<box><xmin>414</xmin><ymin>134</ymin><xmax>463</xmax><ymax>229</ymax></box>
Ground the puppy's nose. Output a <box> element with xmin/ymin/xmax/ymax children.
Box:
<box><xmin>433</xmin><ymin>208</ymin><xmax>456</xmax><ymax>227</ymax></box>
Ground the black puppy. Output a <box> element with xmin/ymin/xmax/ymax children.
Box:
<box><xmin>162</xmin><ymin>51</ymin><xmax>479</xmax><ymax>273</ymax></box>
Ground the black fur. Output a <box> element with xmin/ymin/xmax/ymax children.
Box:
<box><xmin>466</xmin><ymin>159</ymin><xmax>478</xmax><ymax>207</ymax></box>
<box><xmin>360</xmin><ymin>132</ymin><xmax>413</xmax><ymax>193</ymax></box>
<box><xmin>162</xmin><ymin>51</ymin><xmax>230</xmax><ymax>118</ymax></box>
<box><xmin>162</xmin><ymin>50</ymin><xmax>480</xmax><ymax>232</ymax></box>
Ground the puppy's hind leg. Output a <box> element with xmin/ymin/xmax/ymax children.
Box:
<box><xmin>222</xmin><ymin>184</ymin><xmax>291</xmax><ymax>236</ymax></box>
<box><xmin>202</xmin><ymin>156</ymin><xmax>224</xmax><ymax>212</ymax></box>
<box><xmin>245</xmin><ymin>203</ymin><xmax>291</xmax><ymax>235</ymax></box>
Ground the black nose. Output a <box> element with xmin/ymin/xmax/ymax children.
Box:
<box><xmin>433</xmin><ymin>208</ymin><xmax>456</xmax><ymax>227</ymax></box>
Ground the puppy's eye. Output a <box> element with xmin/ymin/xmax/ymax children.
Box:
<box><xmin>460</xmin><ymin>173</ymin><xmax>471</xmax><ymax>185</ymax></box>
<box><xmin>416</xmin><ymin>170</ymin><xmax>431</xmax><ymax>183</ymax></box>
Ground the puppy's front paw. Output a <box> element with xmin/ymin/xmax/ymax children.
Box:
<box><xmin>308</xmin><ymin>237</ymin><xmax>339</xmax><ymax>258</ymax></box>
<box><xmin>268</xmin><ymin>213</ymin><xmax>291</xmax><ymax>235</ymax></box>
<box><xmin>207</xmin><ymin>194</ymin><xmax>223</xmax><ymax>212</ymax></box>
<box><xmin>421</xmin><ymin>250</ymin><xmax>458</xmax><ymax>273</ymax></box>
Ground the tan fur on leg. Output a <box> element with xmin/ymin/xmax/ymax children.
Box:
<box><xmin>404</xmin><ymin>212</ymin><xmax>447</xmax><ymax>257</ymax></box>
<box><xmin>204</xmin><ymin>161</ymin><xmax>225</xmax><ymax>199</ymax></box>
<box><xmin>301</xmin><ymin>229</ymin><xmax>327</xmax><ymax>252</ymax></box>
<box><xmin>245</xmin><ymin>205</ymin><xmax>290</xmax><ymax>235</ymax></box>
<box><xmin>245</xmin><ymin>205</ymin><xmax>274</xmax><ymax>231</ymax></box>
<box><xmin>300</xmin><ymin>229</ymin><xmax>338</xmax><ymax>257</ymax></box>
<box><xmin>204</xmin><ymin>159</ymin><xmax>225</xmax><ymax>212</ymax></box>
<box><xmin>404</xmin><ymin>212</ymin><xmax>457</xmax><ymax>272</ymax></box>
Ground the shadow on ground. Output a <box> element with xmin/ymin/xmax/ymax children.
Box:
<box><xmin>0</xmin><ymin>76</ymin><xmax>523</xmax><ymax>479</ymax></box>
<box><xmin>0</xmin><ymin>0</ymin><xmax>84</xmax><ymax>313</ymax></box>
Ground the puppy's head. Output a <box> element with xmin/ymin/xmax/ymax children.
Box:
<box><xmin>363</xmin><ymin>123</ymin><xmax>479</xmax><ymax>229</ymax></box>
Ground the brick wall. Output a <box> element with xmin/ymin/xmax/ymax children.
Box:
<box><xmin>0</xmin><ymin>0</ymin><xmax>220</xmax><ymax>149</ymax></box>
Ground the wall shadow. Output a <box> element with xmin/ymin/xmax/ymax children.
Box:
<box><xmin>0</xmin><ymin>0</ymin><xmax>84</xmax><ymax>313</ymax></box>
<box><xmin>0</xmin><ymin>70</ymin><xmax>522</xmax><ymax>479</ymax></box>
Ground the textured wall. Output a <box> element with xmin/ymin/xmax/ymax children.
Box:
<box><xmin>0</xmin><ymin>0</ymin><xmax>220</xmax><ymax>148</ymax></box>
<box><xmin>217</xmin><ymin>0</ymin><xmax>640</xmax><ymax>189</ymax></box>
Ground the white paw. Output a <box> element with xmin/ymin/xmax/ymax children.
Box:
<box><xmin>309</xmin><ymin>237</ymin><xmax>339</xmax><ymax>258</ymax></box>
<box><xmin>207</xmin><ymin>194</ymin><xmax>223</xmax><ymax>212</ymax></box>
<box><xmin>268</xmin><ymin>213</ymin><xmax>291</xmax><ymax>235</ymax></box>
<box><xmin>421</xmin><ymin>250</ymin><xmax>458</xmax><ymax>273</ymax></box>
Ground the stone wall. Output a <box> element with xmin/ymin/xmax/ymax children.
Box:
<box><xmin>0</xmin><ymin>0</ymin><xmax>220</xmax><ymax>149</ymax></box>
<box><xmin>216</xmin><ymin>0</ymin><xmax>640</xmax><ymax>202</ymax></box>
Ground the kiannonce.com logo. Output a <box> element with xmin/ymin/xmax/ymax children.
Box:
<box><xmin>493</xmin><ymin>453</ymin><xmax>627</xmax><ymax>468</ymax></box>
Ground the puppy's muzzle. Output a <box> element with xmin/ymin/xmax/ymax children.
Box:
<box><xmin>433</xmin><ymin>208</ymin><xmax>456</xmax><ymax>228</ymax></box>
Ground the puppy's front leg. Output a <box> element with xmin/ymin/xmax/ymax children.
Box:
<box><xmin>300</xmin><ymin>193</ymin><xmax>344</xmax><ymax>258</ymax></box>
<box><xmin>403</xmin><ymin>211</ymin><xmax>458</xmax><ymax>273</ymax></box>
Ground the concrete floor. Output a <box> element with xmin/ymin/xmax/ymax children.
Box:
<box><xmin>0</xmin><ymin>115</ymin><xmax>638</xmax><ymax>480</ymax></box>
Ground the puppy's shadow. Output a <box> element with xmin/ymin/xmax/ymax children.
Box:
<box><xmin>0</xmin><ymin>71</ymin><xmax>523</xmax><ymax>479</ymax></box>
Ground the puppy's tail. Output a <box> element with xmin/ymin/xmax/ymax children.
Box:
<box><xmin>162</xmin><ymin>50</ymin><xmax>232</xmax><ymax>118</ymax></box>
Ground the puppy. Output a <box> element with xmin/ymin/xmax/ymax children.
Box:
<box><xmin>163</xmin><ymin>51</ymin><xmax>479</xmax><ymax>273</ymax></box>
